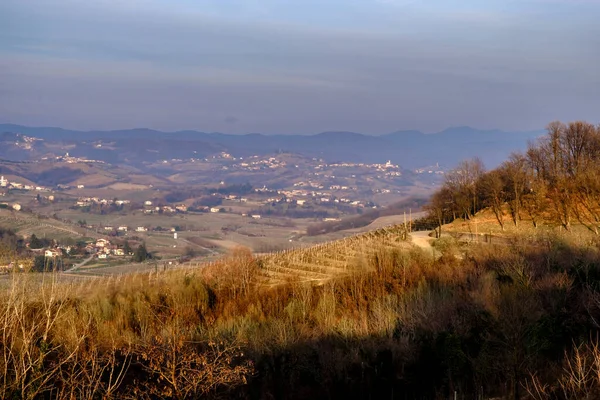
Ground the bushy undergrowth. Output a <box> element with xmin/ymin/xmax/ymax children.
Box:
<box><xmin>3</xmin><ymin>239</ymin><xmax>600</xmax><ymax>399</ymax></box>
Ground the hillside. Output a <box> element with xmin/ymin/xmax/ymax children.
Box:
<box><xmin>0</xmin><ymin>208</ymin><xmax>93</xmax><ymax>241</ymax></box>
<box><xmin>1</xmin><ymin>123</ymin><xmax>543</xmax><ymax>169</ymax></box>
<box><xmin>256</xmin><ymin>224</ymin><xmax>413</xmax><ymax>285</ymax></box>
<box><xmin>4</xmin><ymin>226</ymin><xmax>600</xmax><ymax>398</ymax></box>
<box><xmin>427</xmin><ymin>121</ymin><xmax>600</xmax><ymax>240</ymax></box>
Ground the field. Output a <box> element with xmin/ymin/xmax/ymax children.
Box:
<box><xmin>0</xmin><ymin>208</ymin><xmax>92</xmax><ymax>241</ymax></box>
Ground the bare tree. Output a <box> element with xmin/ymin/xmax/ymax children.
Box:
<box><xmin>479</xmin><ymin>169</ymin><xmax>508</xmax><ymax>230</ymax></box>
<box><xmin>502</xmin><ymin>154</ymin><xmax>529</xmax><ymax>229</ymax></box>
<box><xmin>444</xmin><ymin>158</ymin><xmax>485</xmax><ymax>220</ymax></box>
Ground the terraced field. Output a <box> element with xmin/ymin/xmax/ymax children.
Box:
<box><xmin>256</xmin><ymin>224</ymin><xmax>412</xmax><ymax>285</ymax></box>
<box><xmin>0</xmin><ymin>209</ymin><xmax>92</xmax><ymax>241</ymax></box>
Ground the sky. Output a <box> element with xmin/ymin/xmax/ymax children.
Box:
<box><xmin>0</xmin><ymin>0</ymin><xmax>599</xmax><ymax>134</ymax></box>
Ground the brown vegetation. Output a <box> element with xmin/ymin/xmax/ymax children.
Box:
<box><xmin>427</xmin><ymin>121</ymin><xmax>600</xmax><ymax>235</ymax></box>
<box><xmin>2</xmin><ymin>233</ymin><xmax>600</xmax><ymax>398</ymax></box>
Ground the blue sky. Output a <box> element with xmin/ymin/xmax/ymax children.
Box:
<box><xmin>0</xmin><ymin>0</ymin><xmax>598</xmax><ymax>134</ymax></box>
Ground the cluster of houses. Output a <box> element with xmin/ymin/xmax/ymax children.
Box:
<box><xmin>43</xmin><ymin>239</ymin><xmax>128</xmax><ymax>260</ymax></box>
<box><xmin>271</xmin><ymin>189</ymin><xmax>366</xmax><ymax>208</ymax></box>
<box><xmin>40</xmin><ymin>152</ymin><xmax>104</xmax><ymax>164</ymax></box>
<box><xmin>75</xmin><ymin>197</ymin><xmax>131</xmax><ymax>207</ymax></box>
<box><xmin>142</xmin><ymin>200</ymin><xmax>188</xmax><ymax>214</ymax></box>
<box><xmin>231</xmin><ymin>156</ymin><xmax>288</xmax><ymax>171</ymax></box>
<box><xmin>320</xmin><ymin>160</ymin><xmax>400</xmax><ymax>171</ymax></box>
<box><xmin>89</xmin><ymin>239</ymin><xmax>127</xmax><ymax>259</ymax></box>
<box><xmin>74</xmin><ymin>198</ymin><xmax>189</xmax><ymax>214</ymax></box>
<box><xmin>0</xmin><ymin>175</ymin><xmax>50</xmax><ymax>192</ymax></box>
<box><xmin>415</xmin><ymin>163</ymin><xmax>446</xmax><ymax>175</ymax></box>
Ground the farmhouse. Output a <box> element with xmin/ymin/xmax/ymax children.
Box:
<box><xmin>0</xmin><ymin>176</ymin><xmax>6</xmax><ymax>187</ymax></box>
<box><xmin>136</xmin><ymin>227</ymin><xmax>148</xmax><ymax>232</ymax></box>
<box><xmin>251</xmin><ymin>214</ymin><xmax>261</xmax><ymax>219</ymax></box>
<box><xmin>45</xmin><ymin>249</ymin><xmax>62</xmax><ymax>258</ymax></box>
<box><xmin>96</xmin><ymin>239</ymin><xmax>110</xmax><ymax>248</ymax></box>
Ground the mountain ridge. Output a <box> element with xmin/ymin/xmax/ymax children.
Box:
<box><xmin>0</xmin><ymin>123</ymin><xmax>545</xmax><ymax>169</ymax></box>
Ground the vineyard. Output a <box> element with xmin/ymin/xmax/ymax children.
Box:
<box><xmin>256</xmin><ymin>224</ymin><xmax>412</xmax><ymax>285</ymax></box>
<box><xmin>0</xmin><ymin>208</ymin><xmax>88</xmax><ymax>241</ymax></box>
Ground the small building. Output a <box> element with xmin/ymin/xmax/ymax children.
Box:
<box><xmin>136</xmin><ymin>227</ymin><xmax>148</xmax><ymax>232</ymax></box>
<box><xmin>251</xmin><ymin>214</ymin><xmax>261</xmax><ymax>219</ymax></box>
<box><xmin>0</xmin><ymin>176</ymin><xmax>7</xmax><ymax>187</ymax></box>
<box><xmin>113</xmin><ymin>248</ymin><xmax>125</xmax><ymax>256</ymax></box>
<box><xmin>98</xmin><ymin>253</ymin><xmax>108</xmax><ymax>259</ymax></box>
<box><xmin>296</xmin><ymin>199</ymin><xmax>306</xmax><ymax>206</ymax></box>
<box><xmin>45</xmin><ymin>249</ymin><xmax>62</xmax><ymax>258</ymax></box>
<box><xmin>96</xmin><ymin>239</ymin><xmax>110</xmax><ymax>248</ymax></box>
<box><xmin>144</xmin><ymin>200</ymin><xmax>153</xmax><ymax>206</ymax></box>
<box><xmin>104</xmin><ymin>226</ymin><xmax>114</xmax><ymax>231</ymax></box>
<box><xmin>77</xmin><ymin>185</ymin><xmax>85</xmax><ymax>189</ymax></box>
<box><xmin>117</xmin><ymin>226</ymin><xmax>128</xmax><ymax>232</ymax></box>
<box><xmin>12</xmin><ymin>203</ymin><xmax>21</xmax><ymax>211</ymax></box>
<box><xmin>210</xmin><ymin>207</ymin><xmax>220</xmax><ymax>213</ymax></box>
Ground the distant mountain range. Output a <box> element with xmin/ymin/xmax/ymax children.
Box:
<box><xmin>0</xmin><ymin>124</ymin><xmax>544</xmax><ymax>169</ymax></box>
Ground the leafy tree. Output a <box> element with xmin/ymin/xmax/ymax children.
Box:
<box><xmin>29</xmin><ymin>234</ymin><xmax>44</xmax><ymax>249</ymax></box>
<box><xmin>123</xmin><ymin>241</ymin><xmax>132</xmax><ymax>255</ymax></box>
<box><xmin>133</xmin><ymin>243</ymin><xmax>151</xmax><ymax>262</ymax></box>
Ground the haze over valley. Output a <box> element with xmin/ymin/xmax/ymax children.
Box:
<box><xmin>1</xmin><ymin>0</ymin><xmax>599</xmax><ymax>398</ymax></box>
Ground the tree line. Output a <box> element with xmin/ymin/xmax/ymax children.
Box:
<box><xmin>427</xmin><ymin>121</ymin><xmax>600</xmax><ymax>234</ymax></box>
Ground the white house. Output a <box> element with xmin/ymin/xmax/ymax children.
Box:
<box><xmin>210</xmin><ymin>207</ymin><xmax>220</xmax><ymax>213</ymax></box>
<box><xmin>12</xmin><ymin>204</ymin><xmax>21</xmax><ymax>211</ymax></box>
<box><xmin>136</xmin><ymin>226</ymin><xmax>148</xmax><ymax>232</ymax></box>
<box><xmin>117</xmin><ymin>226</ymin><xmax>128</xmax><ymax>232</ymax></box>
<box><xmin>96</xmin><ymin>239</ymin><xmax>110</xmax><ymax>248</ymax></box>
<box><xmin>77</xmin><ymin>185</ymin><xmax>85</xmax><ymax>189</ymax></box>
<box><xmin>144</xmin><ymin>200</ymin><xmax>153</xmax><ymax>206</ymax></box>
<box><xmin>251</xmin><ymin>214</ymin><xmax>261</xmax><ymax>219</ymax></box>
<box><xmin>45</xmin><ymin>249</ymin><xmax>61</xmax><ymax>258</ymax></box>
<box><xmin>0</xmin><ymin>176</ymin><xmax>6</xmax><ymax>187</ymax></box>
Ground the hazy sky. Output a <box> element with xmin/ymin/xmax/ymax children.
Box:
<box><xmin>1</xmin><ymin>0</ymin><xmax>598</xmax><ymax>134</ymax></box>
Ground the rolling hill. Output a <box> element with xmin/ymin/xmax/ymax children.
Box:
<box><xmin>0</xmin><ymin>124</ymin><xmax>543</xmax><ymax>169</ymax></box>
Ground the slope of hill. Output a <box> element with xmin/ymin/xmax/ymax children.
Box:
<box><xmin>257</xmin><ymin>224</ymin><xmax>413</xmax><ymax>285</ymax></box>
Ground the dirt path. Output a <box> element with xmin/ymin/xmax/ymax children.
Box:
<box><xmin>65</xmin><ymin>255</ymin><xmax>94</xmax><ymax>273</ymax></box>
<box><xmin>410</xmin><ymin>230</ymin><xmax>442</xmax><ymax>258</ymax></box>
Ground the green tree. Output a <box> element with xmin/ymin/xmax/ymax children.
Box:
<box><xmin>133</xmin><ymin>243</ymin><xmax>151</xmax><ymax>262</ymax></box>
<box><xmin>123</xmin><ymin>241</ymin><xmax>132</xmax><ymax>255</ymax></box>
<box><xmin>29</xmin><ymin>234</ymin><xmax>44</xmax><ymax>249</ymax></box>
